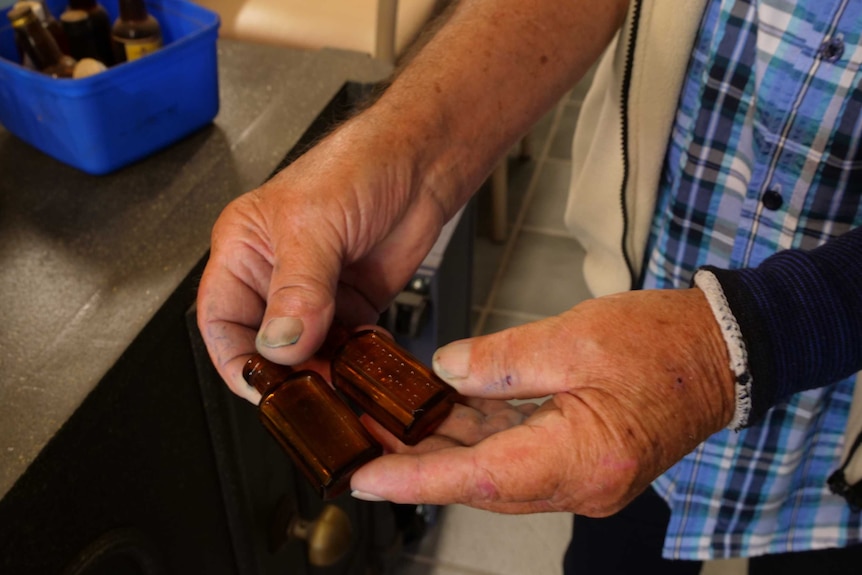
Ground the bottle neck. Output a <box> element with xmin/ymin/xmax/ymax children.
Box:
<box><xmin>244</xmin><ymin>355</ymin><xmax>296</xmax><ymax>398</ymax></box>
<box><xmin>67</xmin><ymin>0</ymin><xmax>98</xmax><ymax>10</ymax></box>
<box><xmin>117</xmin><ymin>0</ymin><xmax>148</xmax><ymax>21</ymax></box>
<box><xmin>11</xmin><ymin>8</ymin><xmax>64</xmax><ymax>68</ymax></box>
<box><xmin>243</xmin><ymin>323</ymin><xmax>379</xmax><ymax>397</ymax></box>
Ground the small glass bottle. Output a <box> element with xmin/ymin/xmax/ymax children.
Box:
<box><xmin>60</xmin><ymin>10</ymin><xmax>100</xmax><ymax>61</ymax></box>
<box><xmin>331</xmin><ymin>329</ymin><xmax>457</xmax><ymax>446</ymax></box>
<box><xmin>244</xmin><ymin>355</ymin><xmax>382</xmax><ymax>500</ymax></box>
<box><xmin>110</xmin><ymin>0</ymin><xmax>162</xmax><ymax>63</ymax></box>
<box><xmin>14</xmin><ymin>0</ymin><xmax>70</xmax><ymax>55</ymax></box>
<box><xmin>7</xmin><ymin>4</ymin><xmax>76</xmax><ymax>78</ymax></box>
<box><xmin>63</xmin><ymin>0</ymin><xmax>114</xmax><ymax>65</ymax></box>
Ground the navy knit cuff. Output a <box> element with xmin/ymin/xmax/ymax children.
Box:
<box><xmin>697</xmin><ymin>227</ymin><xmax>862</xmax><ymax>426</ymax></box>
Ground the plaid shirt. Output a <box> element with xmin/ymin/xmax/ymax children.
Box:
<box><xmin>643</xmin><ymin>0</ymin><xmax>862</xmax><ymax>560</ymax></box>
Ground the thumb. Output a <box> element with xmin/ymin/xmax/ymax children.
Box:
<box><xmin>254</xmin><ymin>245</ymin><xmax>340</xmax><ymax>366</ymax></box>
<box><xmin>431</xmin><ymin>316</ymin><xmax>572</xmax><ymax>399</ymax></box>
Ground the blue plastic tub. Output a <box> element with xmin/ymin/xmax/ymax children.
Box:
<box><xmin>0</xmin><ymin>0</ymin><xmax>220</xmax><ymax>175</ymax></box>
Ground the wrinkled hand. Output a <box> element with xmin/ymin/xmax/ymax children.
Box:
<box><xmin>196</xmin><ymin>120</ymin><xmax>448</xmax><ymax>402</ymax></box>
<box><xmin>351</xmin><ymin>288</ymin><xmax>736</xmax><ymax>516</ymax></box>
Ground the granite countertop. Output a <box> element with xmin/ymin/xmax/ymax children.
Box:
<box><xmin>0</xmin><ymin>40</ymin><xmax>391</xmax><ymax>499</ymax></box>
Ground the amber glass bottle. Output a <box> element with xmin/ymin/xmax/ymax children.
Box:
<box><xmin>110</xmin><ymin>0</ymin><xmax>162</xmax><ymax>63</ymax></box>
<box><xmin>331</xmin><ymin>329</ymin><xmax>457</xmax><ymax>445</ymax></box>
<box><xmin>60</xmin><ymin>10</ymin><xmax>99</xmax><ymax>61</ymax></box>
<box><xmin>7</xmin><ymin>4</ymin><xmax>76</xmax><ymax>78</ymax></box>
<box><xmin>244</xmin><ymin>355</ymin><xmax>382</xmax><ymax>500</ymax></box>
<box><xmin>63</xmin><ymin>0</ymin><xmax>114</xmax><ymax>65</ymax></box>
<box><xmin>14</xmin><ymin>0</ymin><xmax>70</xmax><ymax>54</ymax></box>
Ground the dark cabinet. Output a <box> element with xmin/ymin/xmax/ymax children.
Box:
<box><xmin>0</xmin><ymin>260</ymin><xmax>400</xmax><ymax>574</ymax></box>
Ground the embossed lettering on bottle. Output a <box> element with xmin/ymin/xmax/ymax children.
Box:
<box><xmin>331</xmin><ymin>329</ymin><xmax>457</xmax><ymax>445</ymax></box>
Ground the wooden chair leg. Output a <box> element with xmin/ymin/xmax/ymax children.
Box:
<box><xmin>376</xmin><ymin>0</ymin><xmax>398</xmax><ymax>64</ymax></box>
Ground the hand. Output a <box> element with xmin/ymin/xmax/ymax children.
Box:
<box><xmin>194</xmin><ymin>0</ymin><xmax>629</xmax><ymax>403</ymax></box>
<box><xmin>350</xmin><ymin>288</ymin><xmax>736</xmax><ymax>516</ymax></box>
<box><xmin>196</xmin><ymin>118</ymin><xmax>449</xmax><ymax>402</ymax></box>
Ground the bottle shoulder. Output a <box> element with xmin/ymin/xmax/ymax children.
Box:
<box><xmin>111</xmin><ymin>15</ymin><xmax>161</xmax><ymax>40</ymax></box>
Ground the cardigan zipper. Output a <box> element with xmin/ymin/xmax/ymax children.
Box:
<box><xmin>619</xmin><ymin>0</ymin><xmax>643</xmax><ymax>290</ymax></box>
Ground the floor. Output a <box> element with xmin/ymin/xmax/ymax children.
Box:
<box><xmin>391</xmin><ymin>75</ymin><xmax>749</xmax><ymax>575</ymax></box>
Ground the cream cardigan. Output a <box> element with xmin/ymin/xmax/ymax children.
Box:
<box><xmin>565</xmin><ymin>0</ymin><xmax>707</xmax><ymax>297</ymax></box>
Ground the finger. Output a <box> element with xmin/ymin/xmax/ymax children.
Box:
<box><xmin>350</xmin><ymin>417</ymin><xmax>572</xmax><ymax>512</ymax></box>
<box><xmin>433</xmin><ymin>401</ymin><xmax>540</xmax><ymax>445</ymax></box>
<box><xmin>197</xmin><ymin>252</ymin><xmax>268</xmax><ymax>404</ymax></box>
<box><xmin>362</xmin><ymin>399</ymin><xmax>542</xmax><ymax>454</ymax></box>
<box><xmin>360</xmin><ymin>405</ymin><xmax>502</xmax><ymax>454</ymax></box>
<box><xmin>256</xmin><ymin>203</ymin><xmax>400</xmax><ymax>366</ymax></box>
<box><xmin>252</xmin><ymin>233</ymin><xmax>338</xmax><ymax>365</ymax></box>
<box><xmin>381</xmin><ymin>429</ymin><xmax>467</xmax><ymax>456</ymax></box>
<box><xmin>431</xmin><ymin>315</ymin><xmax>579</xmax><ymax>399</ymax></box>
<box><xmin>462</xmin><ymin>396</ymin><xmax>543</xmax><ymax>416</ymax></box>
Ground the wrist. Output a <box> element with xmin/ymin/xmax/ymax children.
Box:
<box><xmin>679</xmin><ymin>287</ymin><xmax>737</xmax><ymax>434</ymax></box>
<box><xmin>363</xmin><ymin>89</ymin><xmax>485</xmax><ymax>221</ymax></box>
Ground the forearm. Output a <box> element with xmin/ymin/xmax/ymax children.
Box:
<box><xmin>696</xmin><ymin>227</ymin><xmax>862</xmax><ymax>427</ymax></box>
<box><xmin>362</xmin><ymin>0</ymin><xmax>629</xmax><ymax>219</ymax></box>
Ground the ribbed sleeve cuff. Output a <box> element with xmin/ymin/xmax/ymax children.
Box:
<box><xmin>693</xmin><ymin>270</ymin><xmax>752</xmax><ymax>430</ymax></box>
<box><xmin>695</xmin><ymin>227</ymin><xmax>862</xmax><ymax>427</ymax></box>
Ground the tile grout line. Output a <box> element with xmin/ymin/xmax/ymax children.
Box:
<box><xmin>472</xmin><ymin>98</ymin><xmax>568</xmax><ymax>337</ymax></box>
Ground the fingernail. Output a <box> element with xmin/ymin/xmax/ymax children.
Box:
<box><xmin>351</xmin><ymin>490</ymin><xmax>387</xmax><ymax>502</ymax></box>
<box><xmin>257</xmin><ymin>317</ymin><xmax>303</xmax><ymax>348</ymax></box>
<box><xmin>433</xmin><ymin>340</ymin><xmax>472</xmax><ymax>383</ymax></box>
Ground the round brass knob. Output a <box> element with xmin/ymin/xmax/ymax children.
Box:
<box><xmin>290</xmin><ymin>504</ymin><xmax>353</xmax><ymax>567</ymax></box>
<box><xmin>270</xmin><ymin>496</ymin><xmax>353</xmax><ymax>568</ymax></box>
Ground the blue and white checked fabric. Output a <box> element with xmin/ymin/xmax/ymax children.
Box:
<box><xmin>642</xmin><ymin>0</ymin><xmax>862</xmax><ymax>560</ymax></box>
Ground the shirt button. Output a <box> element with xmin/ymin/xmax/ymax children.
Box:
<box><xmin>819</xmin><ymin>35</ymin><xmax>845</xmax><ymax>62</ymax></box>
<box><xmin>762</xmin><ymin>189</ymin><xmax>783</xmax><ymax>211</ymax></box>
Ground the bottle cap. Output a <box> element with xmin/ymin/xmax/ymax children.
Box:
<box><xmin>7</xmin><ymin>4</ymin><xmax>36</xmax><ymax>25</ymax></box>
<box><xmin>73</xmin><ymin>57</ymin><xmax>106</xmax><ymax>78</ymax></box>
<box><xmin>60</xmin><ymin>8</ymin><xmax>89</xmax><ymax>23</ymax></box>
<box><xmin>15</xmin><ymin>1</ymin><xmax>49</xmax><ymax>23</ymax></box>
